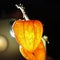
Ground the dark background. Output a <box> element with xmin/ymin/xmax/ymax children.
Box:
<box><xmin>0</xmin><ymin>0</ymin><xmax>59</xmax><ymax>60</ymax></box>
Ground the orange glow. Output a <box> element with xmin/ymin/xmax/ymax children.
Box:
<box><xmin>19</xmin><ymin>40</ymin><xmax>46</xmax><ymax>60</ymax></box>
<box><xmin>12</xmin><ymin>20</ymin><xmax>43</xmax><ymax>52</ymax></box>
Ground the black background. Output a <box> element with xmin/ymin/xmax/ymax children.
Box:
<box><xmin>0</xmin><ymin>0</ymin><xmax>59</xmax><ymax>60</ymax></box>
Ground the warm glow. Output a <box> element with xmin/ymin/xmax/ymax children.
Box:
<box><xmin>12</xmin><ymin>19</ymin><xmax>46</xmax><ymax>60</ymax></box>
<box><xmin>19</xmin><ymin>40</ymin><xmax>46</xmax><ymax>60</ymax></box>
<box><xmin>12</xmin><ymin>20</ymin><xmax>43</xmax><ymax>52</ymax></box>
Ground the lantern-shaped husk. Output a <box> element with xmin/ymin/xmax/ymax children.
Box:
<box><xmin>12</xmin><ymin>20</ymin><xmax>43</xmax><ymax>52</ymax></box>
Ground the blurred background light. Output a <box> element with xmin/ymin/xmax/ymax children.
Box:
<box><xmin>0</xmin><ymin>35</ymin><xmax>8</xmax><ymax>53</ymax></box>
<box><xmin>0</xmin><ymin>19</ymin><xmax>23</xmax><ymax>60</ymax></box>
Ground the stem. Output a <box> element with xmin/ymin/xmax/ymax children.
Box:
<box><xmin>15</xmin><ymin>4</ymin><xmax>29</xmax><ymax>20</ymax></box>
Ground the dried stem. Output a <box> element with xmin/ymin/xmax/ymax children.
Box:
<box><xmin>15</xmin><ymin>4</ymin><xmax>29</xmax><ymax>20</ymax></box>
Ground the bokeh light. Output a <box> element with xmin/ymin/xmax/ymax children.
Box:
<box><xmin>0</xmin><ymin>35</ymin><xmax>8</xmax><ymax>53</ymax></box>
